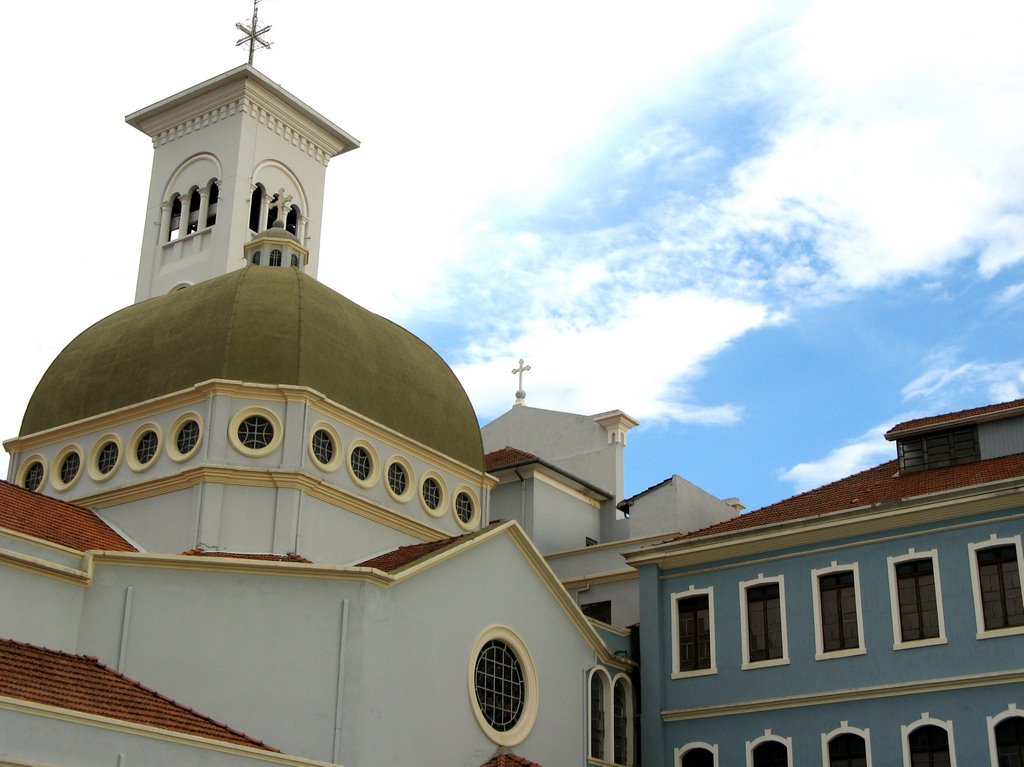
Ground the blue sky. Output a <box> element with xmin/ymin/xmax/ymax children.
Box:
<box><xmin>2</xmin><ymin>0</ymin><xmax>1022</xmax><ymax>512</ymax></box>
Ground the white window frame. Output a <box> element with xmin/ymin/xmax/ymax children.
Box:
<box><xmin>987</xmin><ymin>703</ymin><xmax>1024</xmax><ymax>767</ymax></box>
<box><xmin>968</xmin><ymin>534</ymin><xmax>1024</xmax><ymax>639</ymax></box>
<box><xmin>901</xmin><ymin>713</ymin><xmax>957</xmax><ymax>767</ymax></box>
<box><xmin>676</xmin><ymin>742</ymin><xmax>718</xmax><ymax>767</ymax></box>
<box><xmin>811</xmin><ymin>562</ymin><xmax>866</xmax><ymax>660</ymax></box>
<box><xmin>821</xmin><ymin>721</ymin><xmax>872</xmax><ymax>767</ymax></box>
<box><xmin>588</xmin><ymin>666</ymin><xmax>611</xmax><ymax>763</ymax></box>
<box><xmin>746</xmin><ymin>730</ymin><xmax>793</xmax><ymax>767</ymax></box>
<box><xmin>611</xmin><ymin>672</ymin><xmax>635</xmax><ymax>766</ymax></box>
<box><xmin>671</xmin><ymin>586</ymin><xmax>717</xmax><ymax>678</ymax></box>
<box><xmin>739</xmin><ymin>574</ymin><xmax>789</xmax><ymax>669</ymax></box>
<box><xmin>887</xmin><ymin>548</ymin><xmax>947</xmax><ymax>650</ymax></box>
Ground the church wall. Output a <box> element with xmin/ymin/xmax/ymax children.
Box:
<box><xmin>571</xmin><ymin>578</ymin><xmax>640</xmax><ymax>629</ymax></box>
<box><xmin>0</xmin><ymin>563</ymin><xmax>84</xmax><ymax>652</ymax></box>
<box><xmin>339</xmin><ymin>534</ymin><xmax>599</xmax><ymax>767</ymax></box>
<box><xmin>627</xmin><ymin>475</ymin><xmax>737</xmax><ymax>539</ymax></box>
<box><xmin>98</xmin><ymin>487</ymin><xmax>202</xmax><ymax>554</ymax></box>
<box><xmin>293</xmin><ymin>494</ymin><xmax>417</xmax><ymax>563</ymax></box>
<box><xmin>530</xmin><ymin>478</ymin><xmax>601</xmax><ymax>553</ymax></box>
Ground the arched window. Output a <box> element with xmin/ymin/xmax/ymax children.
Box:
<box><xmin>286</xmin><ymin>204</ymin><xmax>299</xmax><ymax>235</ymax></box>
<box><xmin>908</xmin><ymin>725</ymin><xmax>950</xmax><ymax>766</ymax></box>
<box><xmin>206</xmin><ymin>181</ymin><xmax>219</xmax><ymax>227</ymax></box>
<box><xmin>613</xmin><ymin>677</ymin><xmax>632</xmax><ymax>765</ymax></box>
<box><xmin>168</xmin><ymin>195</ymin><xmax>182</xmax><ymax>241</ymax></box>
<box><xmin>828</xmin><ymin>733</ymin><xmax>867</xmax><ymax>767</ymax></box>
<box><xmin>590</xmin><ymin>671</ymin><xmax>607</xmax><ymax>760</ymax></box>
<box><xmin>269</xmin><ymin>249</ymin><xmax>282</xmax><ymax>267</ymax></box>
<box><xmin>680</xmin><ymin>747</ymin><xmax>715</xmax><ymax>767</ymax></box>
<box><xmin>995</xmin><ymin>716</ymin><xmax>1024</xmax><ymax>765</ymax></box>
<box><xmin>249</xmin><ymin>185</ymin><xmax>264</xmax><ymax>232</ymax></box>
<box><xmin>752</xmin><ymin>740</ymin><xmax>788</xmax><ymax>767</ymax></box>
<box><xmin>251</xmin><ymin>251</ymin><xmax>261</xmax><ymax>266</ymax></box>
<box><xmin>291</xmin><ymin>253</ymin><xmax>300</xmax><ymax>268</ymax></box>
<box><xmin>186</xmin><ymin>189</ymin><xmax>201</xmax><ymax>234</ymax></box>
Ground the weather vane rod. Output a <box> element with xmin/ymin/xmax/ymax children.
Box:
<box><xmin>236</xmin><ymin>0</ymin><xmax>272</xmax><ymax>65</ymax></box>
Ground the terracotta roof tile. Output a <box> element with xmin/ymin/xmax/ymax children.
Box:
<box><xmin>0</xmin><ymin>637</ymin><xmax>276</xmax><ymax>750</ymax></box>
<box><xmin>887</xmin><ymin>397</ymin><xmax>1024</xmax><ymax>437</ymax></box>
<box><xmin>485</xmin><ymin>447</ymin><xmax>539</xmax><ymax>470</ymax></box>
<box><xmin>180</xmin><ymin>548</ymin><xmax>312</xmax><ymax>563</ymax></box>
<box><xmin>0</xmin><ymin>481</ymin><xmax>136</xmax><ymax>552</ymax></box>
<box><xmin>676</xmin><ymin>452</ymin><xmax>1024</xmax><ymax>541</ymax></box>
<box><xmin>479</xmin><ymin>754</ymin><xmax>544</xmax><ymax>767</ymax></box>
<box><xmin>357</xmin><ymin>536</ymin><xmax>465</xmax><ymax>572</ymax></box>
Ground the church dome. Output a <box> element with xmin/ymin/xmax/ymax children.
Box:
<box><xmin>21</xmin><ymin>267</ymin><xmax>484</xmax><ymax>470</ymax></box>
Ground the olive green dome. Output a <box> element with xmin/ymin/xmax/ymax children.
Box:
<box><xmin>22</xmin><ymin>267</ymin><xmax>484</xmax><ymax>470</ymax></box>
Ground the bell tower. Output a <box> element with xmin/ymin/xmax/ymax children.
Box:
<box><xmin>126</xmin><ymin>65</ymin><xmax>359</xmax><ymax>301</ymax></box>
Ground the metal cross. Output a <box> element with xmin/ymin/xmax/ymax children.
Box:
<box><xmin>236</xmin><ymin>0</ymin><xmax>273</xmax><ymax>66</ymax></box>
<box><xmin>512</xmin><ymin>359</ymin><xmax>531</xmax><ymax>406</ymax></box>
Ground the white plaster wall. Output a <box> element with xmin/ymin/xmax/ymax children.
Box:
<box><xmin>0</xmin><ymin>563</ymin><xmax>85</xmax><ymax>652</ymax></box>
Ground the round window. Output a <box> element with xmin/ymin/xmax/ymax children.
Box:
<box><xmin>23</xmin><ymin>461</ymin><xmax>44</xmax><ymax>492</ymax></box>
<box><xmin>97</xmin><ymin>441</ymin><xmax>119</xmax><ymax>475</ymax></box>
<box><xmin>455</xmin><ymin>492</ymin><xmax>474</xmax><ymax>524</ymax></box>
<box><xmin>238</xmin><ymin>415</ymin><xmax>274</xmax><ymax>450</ymax></box>
<box><xmin>475</xmin><ymin>639</ymin><xmax>525</xmax><ymax>732</ymax></box>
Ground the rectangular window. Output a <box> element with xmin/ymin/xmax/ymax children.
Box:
<box><xmin>746</xmin><ymin>584</ymin><xmax>783</xmax><ymax>662</ymax></box>
<box><xmin>896</xmin><ymin>559</ymin><xmax>940</xmax><ymax>642</ymax></box>
<box><xmin>820</xmin><ymin>571</ymin><xmax>859</xmax><ymax>652</ymax></box>
<box><xmin>581</xmin><ymin>600</ymin><xmax>612</xmax><ymax>624</ymax></box>
<box><xmin>978</xmin><ymin>545</ymin><xmax>1024</xmax><ymax>630</ymax></box>
<box><xmin>677</xmin><ymin>595</ymin><xmax>711</xmax><ymax>671</ymax></box>
<box><xmin>898</xmin><ymin>425</ymin><xmax>979</xmax><ymax>473</ymax></box>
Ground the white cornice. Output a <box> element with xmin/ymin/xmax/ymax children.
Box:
<box><xmin>662</xmin><ymin>668</ymin><xmax>1024</xmax><ymax>721</ymax></box>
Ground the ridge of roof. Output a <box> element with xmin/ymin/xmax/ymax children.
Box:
<box><xmin>484</xmin><ymin>446</ymin><xmax>540</xmax><ymax>470</ymax></box>
<box><xmin>886</xmin><ymin>397</ymin><xmax>1024</xmax><ymax>438</ymax></box>
<box><xmin>619</xmin><ymin>475</ymin><xmax>674</xmax><ymax>506</ymax></box>
<box><xmin>181</xmin><ymin>548</ymin><xmax>312</xmax><ymax>563</ymax></box>
<box><xmin>356</xmin><ymin>534</ymin><xmax>467</xmax><ymax>573</ymax></box>
<box><xmin>668</xmin><ymin>451</ymin><xmax>1024</xmax><ymax>543</ymax></box>
<box><xmin>0</xmin><ymin>637</ymin><xmax>276</xmax><ymax>751</ymax></box>
<box><xmin>0</xmin><ymin>481</ymin><xmax>136</xmax><ymax>552</ymax></box>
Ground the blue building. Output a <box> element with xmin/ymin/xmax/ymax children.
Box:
<box><xmin>628</xmin><ymin>399</ymin><xmax>1024</xmax><ymax>766</ymax></box>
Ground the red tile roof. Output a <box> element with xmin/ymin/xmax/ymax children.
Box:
<box><xmin>886</xmin><ymin>397</ymin><xmax>1024</xmax><ymax>437</ymax></box>
<box><xmin>0</xmin><ymin>637</ymin><xmax>276</xmax><ymax>750</ymax></box>
<box><xmin>180</xmin><ymin>548</ymin><xmax>312</xmax><ymax>563</ymax></box>
<box><xmin>0</xmin><ymin>481</ymin><xmax>136</xmax><ymax>552</ymax></box>
<box><xmin>676</xmin><ymin>451</ymin><xmax>1024</xmax><ymax>541</ymax></box>
<box><xmin>357</xmin><ymin>536</ymin><xmax>465</xmax><ymax>572</ymax></box>
<box><xmin>479</xmin><ymin>754</ymin><xmax>544</xmax><ymax>767</ymax></box>
<box><xmin>485</xmin><ymin>447</ymin><xmax>539</xmax><ymax>470</ymax></box>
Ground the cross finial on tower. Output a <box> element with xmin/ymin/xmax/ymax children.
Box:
<box><xmin>512</xmin><ymin>359</ymin><xmax>531</xmax><ymax>406</ymax></box>
<box><xmin>236</xmin><ymin>0</ymin><xmax>273</xmax><ymax>66</ymax></box>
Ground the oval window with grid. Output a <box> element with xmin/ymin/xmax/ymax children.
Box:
<box><xmin>422</xmin><ymin>477</ymin><xmax>441</xmax><ymax>510</ymax></box>
<box><xmin>387</xmin><ymin>461</ymin><xmax>408</xmax><ymax>496</ymax></box>
<box><xmin>22</xmin><ymin>461</ymin><xmax>44</xmax><ymax>492</ymax></box>
<box><xmin>96</xmin><ymin>441</ymin><xmax>119</xmax><ymax>475</ymax></box>
<box><xmin>135</xmin><ymin>430</ymin><xmax>159</xmax><ymax>465</ymax></box>
<box><xmin>455</xmin><ymin>491</ymin><xmax>474</xmax><ymax>524</ymax></box>
<box><xmin>311</xmin><ymin>428</ymin><xmax>335</xmax><ymax>465</ymax></box>
<box><xmin>60</xmin><ymin>452</ymin><xmax>81</xmax><ymax>485</ymax></box>
<box><xmin>176</xmin><ymin>419</ymin><xmax>200</xmax><ymax>456</ymax></box>
<box><xmin>474</xmin><ymin>639</ymin><xmax>525</xmax><ymax>732</ymax></box>
<box><xmin>350</xmin><ymin>446</ymin><xmax>372</xmax><ymax>480</ymax></box>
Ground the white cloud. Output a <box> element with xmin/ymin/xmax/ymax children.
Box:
<box><xmin>778</xmin><ymin>423</ymin><xmax>895</xmax><ymax>494</ymax></box>
<box><xmin>902</xmin><ymin>353</ymin><xmax>1024</xmax><ymax>404</ymax></box>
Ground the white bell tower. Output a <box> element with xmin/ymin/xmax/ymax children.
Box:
<box><xmin>126</xmin><ymin>65</ymin><xmax>359</xmax><ymax>301</ymax></box>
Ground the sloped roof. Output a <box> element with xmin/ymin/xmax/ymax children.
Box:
<box><xmin>479</xmin><ymin>753</ymin><xmax>544</xmax><ymax>767</ymax></box>
<box><xmin>886</xmin><ymin>397</ymin><xmax>1024</xmax><ymax>438</ymax></box>
<box><xmin>0</xmin><ymin>481</ymin><xmax>136</xmax><ymax>552</ymax></box>
<box><xmin>181</xmin><ymin>548</ymin><xmax>312</xmax><ymax>563</ymax></box>
<box><xmin>485</xmin><ymin>446</ymin><xmax>539</xmax><ymax>470</ymax></box>
<box><xmin>357</xmin><ymin>535</ymin><xmax>465</xmax><ymax>572</ymax></box>
<box><xmin>675</xmin><ymin>451</ymin><xmax>1024</xmax><ymax>542</ymax></box>
<box><xmin>0</xmin><ymin>638</ymin><xmax>276</xmax><ymax>750</ymax></box>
